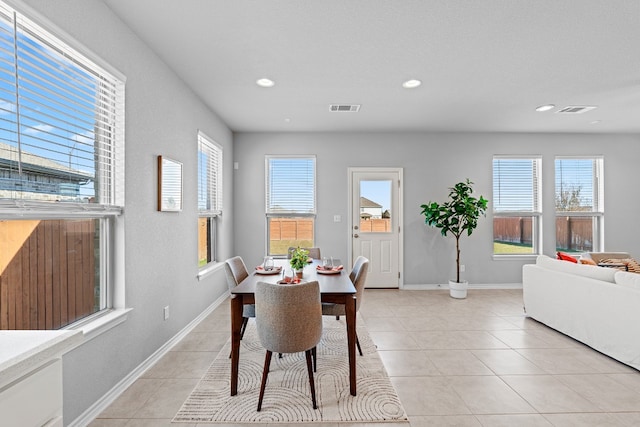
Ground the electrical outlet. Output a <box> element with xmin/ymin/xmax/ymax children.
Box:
<box><xmin>460</xmin><ymin>265</ymin><xmax>466</xmax><ymax>272</ymax></box>
<box><xmin>164</xmin><ymin>306</ymin><xmax>170</xmax><ymax>320</ymax></box>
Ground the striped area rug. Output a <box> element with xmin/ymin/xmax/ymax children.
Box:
<box><xmin>173</xmin><ymin>317</ymin><xmax>408</xmax><ymax>424</ymax></box>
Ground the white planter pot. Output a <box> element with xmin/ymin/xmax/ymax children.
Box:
<box><xmin>449</xmin><ymin>280</ymin><xmax>468</xmax><ymax>299</ymax></box>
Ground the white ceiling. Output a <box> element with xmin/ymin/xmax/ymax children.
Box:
<box><xmin>102</xmin><ymin>0</ymin><xmax>640</xmax><ymax>134</ymax></box>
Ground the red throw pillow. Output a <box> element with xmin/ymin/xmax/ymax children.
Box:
<box><xmin>557</xmin><ymin>251</ymin><xmax>578</xmax><ymax>263</ymax></box>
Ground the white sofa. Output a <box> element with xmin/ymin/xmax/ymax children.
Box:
<box><xmin>523</xmin><ymin>254</ymin><xmax>640</xmax><ymax>371</ymax></box>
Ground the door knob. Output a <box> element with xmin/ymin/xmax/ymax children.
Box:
<box><xmin>354</xmin><ymin>233</ymin><xmax>359</xmax><ymax>238</ymax></box>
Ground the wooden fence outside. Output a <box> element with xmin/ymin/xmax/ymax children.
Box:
<box><xmin>0</xmin><ymin>219</ymin><xmax>97</xmax><ymax>330</ymax></box>
<box><xmin>493</xmin><ymin>216</ymin><xmax>593</xmax><ymax>252</ymax></box>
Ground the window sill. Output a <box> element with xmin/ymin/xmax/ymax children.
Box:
<box><xmin>65</xmin><ymin>308</ymin><xmax>132</xmax><ymax>342</ymax></box>
<box><xmin>198</xmin><ymin>261</ymin><xmax>224</xmax><ymax>280</ymax></box>
<box><xmin>492</xmin><ymin>254</ymin><xmax>539</xmax><ymax>261</ymax></box>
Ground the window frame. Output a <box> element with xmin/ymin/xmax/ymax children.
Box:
<box><xmin>265</xmin><ymin>155</ymin><xmax>316</xmax><ymax>257</ymax></box>
<box><xmin>0</xmin><ymin>0</ymin><xmax>127</xmax><ymax>337</ymax></box>
<box><xmin>197</xmin><ymin>131</ymin><xmax>222</xmax><ymax>271</ymax></box>
<box><xmin>492</xmin><ymin>155</ymin><xmax>542</xmax><ymax>259</ymax></box>
<box><xmin>554</xmin><ymin>156</ymin><xmax>604</xmax><ymax>253</ymax></box>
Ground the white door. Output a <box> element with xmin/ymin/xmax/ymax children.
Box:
<box><xmin>349</xmin><ymin>168</ymin><xmax>402</xmax><ymax>288</ymax></box>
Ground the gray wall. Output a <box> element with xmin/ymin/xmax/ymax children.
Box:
<box><xmin>14</xmin><ymin>0</ymin><xmax>640</xmax><ymax>424</ymax></box>
<box><xmin>234</xmin><ymin>132</ymin><xmax>640</xmax><ymax>285</ymax></box>
<box><xmin>21</xmin><ymin>0</ymin><xmax>234</xmax><ymax>423</ymax></box>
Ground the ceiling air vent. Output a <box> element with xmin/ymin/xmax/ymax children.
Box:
<box><xmin>329</xmin><ymin>104</ymin><xmax>361</xmax><ymax>112</ymax></box>
<box><xmin>556</xmin><ymin>105</ymin><xmax>598</xmax><ymax>114</ymax></box>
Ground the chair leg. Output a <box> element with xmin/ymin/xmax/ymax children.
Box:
<box><xmin>335</xmin><ymin>315</ymin><xmax>340</xmax><ymax>320</ymax></box>
<box><xmin>240</xmin><ymin>317</ymin><xmax>249</xmax><ymax>339</ymax></box>
<box><xmin>356</xmin><ymin>332</ymin><xmax>363</xmax><ymax>356</ymax></box>
<box><xmin>312</xmin><ymin>346</ymin><xmax>317</xmax><ymax>372</ymax></box>
<box><xmin>257</xmin><ymin>350</ymin><xmax>273</xmax><ymax>411</ymax></box>
<box><xmin>305</xmin><ymin>349</ymin><xmax>317</xmax><ymax>409</ymax></box>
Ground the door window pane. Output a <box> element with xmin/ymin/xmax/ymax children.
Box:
<box><xmin>359</xmin><ymin>180</ymin><xmax>391</xmax><ymax>233</ymax></box>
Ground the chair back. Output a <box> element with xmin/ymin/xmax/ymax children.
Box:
<box><xmin>287</xmin><ymin>247</ymin><xmax>321</xmax><ymax>260</ymax></box>
<box><xmin>350</xmin><ymin>256</ymin><xmax>369</xmax><ymax>312</ymax></box>
<box><xmin>349</xmin><ymin>255</ymin><xmax>367</xmax><ymax>283</ymax></box>
<box><xmin>224</xmin><ymin>256</ymin><xmax>249</xmax><ymax>291</ymax></box>
<box><xmin>255</xmin><ymin>281</ymin><xmax>322</xmax><ymax>354</ymax></box>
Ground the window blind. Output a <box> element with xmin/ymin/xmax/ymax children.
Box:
<box><xmin>266</xmin><ymin>156</ymin><xmax>316</xmax><ymax>215</ymax></box>
<box><xmin>555</xmin><ymin>157</ymin><xmax>602</xmax><ymax>213</ymax></box>
<box><xmin>197</xmin><ymin>131</ymin><xmax>222</xmax><ymax>214</ymax></box>
<box><xmin>493</xmin><ymin>157</ymin><xmax>541</xmax><ymax>213</ymax></box>
<box><xmin>0</xmin><ymin>2</ymin><xmax>125</xmax><ymax>207</ymax></box>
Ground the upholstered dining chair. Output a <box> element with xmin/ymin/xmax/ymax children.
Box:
<box><xmin>322</xmin><ymin>256</ymin><xmax>369</xmax><ymax>356</ymax></box>
<box><xmin>287</xmin><ymin>246</ymin><xmax>322</xmax><ymax>260</ymax></box>
<box><xmin>255</xmin><ymin>280</ymin><xmax>323</xmax><ymax>411</ymax></box>
<box><xmin>224</xmin><ymin>256</ymin><xmax>254</xmax><ymax>339</ymax></box>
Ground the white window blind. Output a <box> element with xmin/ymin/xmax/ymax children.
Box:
<box><xmin>0</xmin><ymin>2</ymin><xmax>125</xmax><ymax>208</ymax></box>
<box><xmin>555</xmin><ymin>157</ymin><xmax>602</xmax><ymax>213</ymax></box>
<box><xmin>493</xmin><ymin>157</ymin><xmax>541</xmax><ymax>213</ymax></box>
<box><xmin>198</xmin><ymin>131</ymin><xmax>222</xmax><ymax>214</ymax></box>
<box><xmin>266</xmin><ymin>156</ymin><xmax>316</xmax><ymax>215</ymax></box>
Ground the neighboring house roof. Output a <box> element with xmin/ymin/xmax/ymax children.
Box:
<box><xmin>360</xmin><ymin>196</ymin><xmax>382</xmax><ymax>209</ymax></box>
<box><xmin>0</xmin><ymin>141</ymin><xmax>92</xmax><ymax>181</ymax></box>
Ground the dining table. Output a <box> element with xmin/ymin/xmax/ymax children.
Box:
<box><xmin>229</xmin><ymin>258</ymin><xmax>358</xmax><ymax>396</ymax></box>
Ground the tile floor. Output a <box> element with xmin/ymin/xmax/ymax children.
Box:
<box><xmin>89</xmin><ymin>289</ymin><xmax>640</xmax><ymax>426</ymax></box>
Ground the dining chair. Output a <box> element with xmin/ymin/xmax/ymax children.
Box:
<box><xmin>287</xmin><ymin>246</ymin><xmax>322</xmax><ymax>260</ymax></box>
<box><xmin>322</xmin><ymin>256</ymin><xmax>369</xmax><ymax>356</ymax></box>
<box><xmin>224</xmin><ymin>256</ymin><xmax>254</xmax><ymax>339</ymax></box>
<box><xmin>255</xmin><ymin>280</ymin><xmax>322</xmax><ymax>411</ymax></box>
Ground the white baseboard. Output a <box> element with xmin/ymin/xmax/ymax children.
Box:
<box><xmin>402</xmin><ymin>283</ymin><xmax>523</xmax><ymax>291</ymax></box>
<box><xmin>68</xmin><ymin>292</ymin><xmax>229</xmax><ymax>427</ymax></box>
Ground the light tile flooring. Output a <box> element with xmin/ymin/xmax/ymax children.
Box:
<box><xmin>89</xmin><ymin>289</ymin><xmax>640</xmax><ymax>426</ymax></box>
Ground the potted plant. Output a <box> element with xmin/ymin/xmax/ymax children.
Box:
<box><xmin>420</xmin><ymin>179</ymin><xmax>488</xmax><ymax>298</ymax></box>
<box><xmin>289</xmin><ymin>247</ymin><xmax>310</xmax><ymax>279</ymax></box>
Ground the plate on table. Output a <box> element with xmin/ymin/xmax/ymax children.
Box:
<box><xmin>255</xmin><ymin>266</ymin><xmax>282</xmax><ymax>275</ymax></box>
<box><xmin>316</xmin><ymin>266</ymin><xmax>343</xmax><ymax>274</ymax></box>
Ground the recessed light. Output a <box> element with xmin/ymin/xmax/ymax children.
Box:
<box><xmin>256</xmin><ymin>78</ymin><xmax>275</xmax><ymax>88</ymax></box>
<box><xmin>402</xmin><ymin>79</ymin><xmax>421</xmax><ymax>89</ymax></box>
<box><xmin>535</xmin><ymin>104</ymin><xmax>555</xmax><ymax>112</ymax></box>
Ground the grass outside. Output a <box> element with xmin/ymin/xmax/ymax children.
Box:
<box><xmin>493</xmin><ymin>241</ymin><xmax>534</xmax><ymax>254</ymax></box>
<box><xmin>270</xmin><ymin>240</ymin><xmax>314</xmax><ymax>256</ymax></box>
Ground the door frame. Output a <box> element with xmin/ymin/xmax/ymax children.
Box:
<box><xmin>347</xmin><ymin>167</ymin><xmax>404</xmax><ymax>288</ymax></box>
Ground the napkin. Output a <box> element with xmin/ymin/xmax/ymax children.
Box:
<box><xmin>256</xmin><ymin>265</ymin><xmax>281</xmax><ymax>271</ymax></box>
<box><xmin>317</xmin><ymin>265</ymin><xmax>343</xmax><ymax>271</ymax></box>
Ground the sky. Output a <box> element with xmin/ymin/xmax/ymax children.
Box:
<box><xmin>360</xmin><ymin>180</ymin><xmax>391</xmax><ymax>213</ymax></box>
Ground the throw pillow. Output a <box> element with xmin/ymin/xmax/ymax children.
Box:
<box><xmin>619</xmin><ymin>258</ymin><xmax>640</xmax><ymax>274</ymax></box>
<box><xmin>598</xmin><ymin>258</ymin><xmax>630</xmax><ymax>271</ymax></box>
<box><xmin>557</xmin><ymin>251</ymin><xmax>578</xmax><ymax>263</ymax></box>
<box><xmin>580</xmin><ymin>258</ymin><xmax>597</xmax><ymax>266</ymax></box>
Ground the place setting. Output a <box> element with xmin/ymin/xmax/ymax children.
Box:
<box><xmin>316</xmin><ymin>257</ymin><xmax>343</xmax><ymax>274</ymax></box>
<box><xmin>255</xmin><ymin>256</ymin><xmax>282</xmax><ymax>275</ymax></box>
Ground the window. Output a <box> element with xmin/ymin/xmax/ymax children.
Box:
<box><xmin>492</xmin><ymin>156</ymin><xmax>542</xmax><ymax>255</ymax></box>
<box><xmin>197</xmin><ymin>131</ymin><xmax>222</xmax><ymax>267</ymax></box>
<box><xmin>555</xmin><ymin>157</ymin><xmax>603</xmax><ymax>253</ymax></box>
<box><xmin>0</xmin><ymin>2</ymin><xmax>125</xmax><ymax>330</ymax></box>
<box><xmin>265</xmin><ymin>156</ymin><xmax>315</xmax><ymax>256</ymax></box>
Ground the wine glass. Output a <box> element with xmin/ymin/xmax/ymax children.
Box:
<box><xmin>322</xmin><ymin>257</ymin><xmax>333</xmax><ymax>270</ymax></box>
<box><xmin>263</xmin><ymin>256</ymin><xmax>274</xmax><ymax>271</ymax></box>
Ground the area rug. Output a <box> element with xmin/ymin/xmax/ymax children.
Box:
<box><xmin>173</xmin><ymin>317</ymin><xmax>408</xmax><ymax>423</ymax></box>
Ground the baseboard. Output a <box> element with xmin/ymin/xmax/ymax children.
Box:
<box><xmin>402</xmin><ymin>283</ymin><xmax>523</xmax><ymax>291</ymax></box>
<box><xmin>67</xmin><ymin>292</ymin><xmax>229</xmax><ymax>427</ymax></box>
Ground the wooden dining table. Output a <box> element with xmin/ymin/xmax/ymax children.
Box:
<box><xmin>229</xmin><ymin>259</ymin><xmax>358</xmax><ymax>396</ymax></box>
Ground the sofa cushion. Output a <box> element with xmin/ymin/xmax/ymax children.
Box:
<box><xmin>615</xmin><ymin>271</ymin><xmax>640</xmax><ymax>291</ymax></box>
<box><xmin>537</xmin><ymin>255</ymin><xmax>617</xmax><ymax>282</ymax></box>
